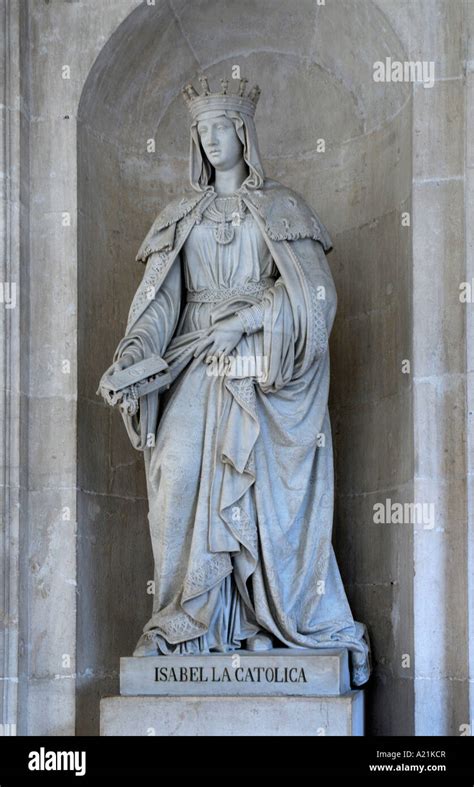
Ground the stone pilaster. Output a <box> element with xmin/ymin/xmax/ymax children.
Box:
<box><xmin>0</xmin><ymin>0</ymin><xmax>23</xmax><ymax>736</ymax></box>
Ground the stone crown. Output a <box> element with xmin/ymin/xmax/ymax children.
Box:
<box><xmin>182</xmin><ymin>76</ymin><xmax>261</xmax><ymax>119</ymax></box>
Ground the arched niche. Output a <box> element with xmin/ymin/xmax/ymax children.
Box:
<box><xmin>77</xmin><ymin>0</ymin><xmax>412</xmax><ymax>734</ymax></box>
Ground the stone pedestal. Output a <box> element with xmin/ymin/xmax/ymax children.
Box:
<box><xmin>100</xmin><ymin>648</ymin><xmax>364</xmax><ymax>736</ymax></box>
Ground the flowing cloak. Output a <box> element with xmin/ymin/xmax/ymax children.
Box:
<box><xmin>111</xmin><ymin>178</ymin><xmax>371</xmax><ymax>686</ymax></box>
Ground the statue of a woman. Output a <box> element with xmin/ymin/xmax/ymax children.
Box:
<box><xmin>98</xmin><ymin>75</ymin><xmax>370</xmax><ymax>686</ymax></box>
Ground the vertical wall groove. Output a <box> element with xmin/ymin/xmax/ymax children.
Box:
<box><xmin>0</xmin><ymin>0</ymin><xmax>22</xmax><ymax>734</ymax></box>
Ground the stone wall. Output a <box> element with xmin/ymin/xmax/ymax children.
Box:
<box><xmin>376</xmin><ymin>0</ymin><xmax>469</xmax><ymax>736</ymax></box>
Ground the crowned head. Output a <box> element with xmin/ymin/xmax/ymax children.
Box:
<box><xmin>182</xmin><ymin>75</ymin><xmax>261</xmax><ymax>121</ymax></box>
<box><xmin>184</xmin><ymin>75</ymin><xmax>265</xmax><ymax>192</ymax></box>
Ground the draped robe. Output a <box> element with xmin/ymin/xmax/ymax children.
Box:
<box><xmin>110</xmin><ymin>179</ymin><xmax>371</xmax><ymax>686</ymax></box>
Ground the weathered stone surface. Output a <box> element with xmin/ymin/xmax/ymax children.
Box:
<box><xmin>413</xmin><ymin>180</ymin><xmax>465</xmax><ymax>377</ymax></box>
<box><xmin>101</xmin><ymin>692</ymin><xmax>364</xmax><ymax>736</ymax></box>
<box><xmin>413</xmin><ymin>80</ymin><xmax>464</xmax><ymax>181</ymax></box>
<box><xmin>374</xmin><ymin>0</ymin><xmax>464</xmax><ymax>80</ymax></box>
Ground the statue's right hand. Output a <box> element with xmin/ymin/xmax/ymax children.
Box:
<box><xmin>105</xmin><ymin>354</ymin><xmax>135</xmax><ymax>378</ymax></box>
<box><xmin>97</xmin><ymin>354</ymin><xmax>136</xmax><ymax>398</ymax></box>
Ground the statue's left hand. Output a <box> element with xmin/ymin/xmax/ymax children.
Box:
<box><xmin>193</xmin><ymin>314</ymin><xmax>244</xmax><ymax>364</ymax></box>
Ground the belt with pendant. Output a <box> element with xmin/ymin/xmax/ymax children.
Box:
<box><xmin>186</xmin><ymin>278</ymin><xmax>275</xmax><ymax>303</ymax></box>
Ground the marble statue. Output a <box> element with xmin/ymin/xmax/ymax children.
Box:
<box><xmin>98</xmin><ymin>75</ymin><xmax>371</xmax><ymax>686</ymax></box>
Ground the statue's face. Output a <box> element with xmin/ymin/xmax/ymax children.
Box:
<box><xmin>196</xmin><ymin>112</ymin><xmax>243</xmax><ymax>171</ymax></box>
